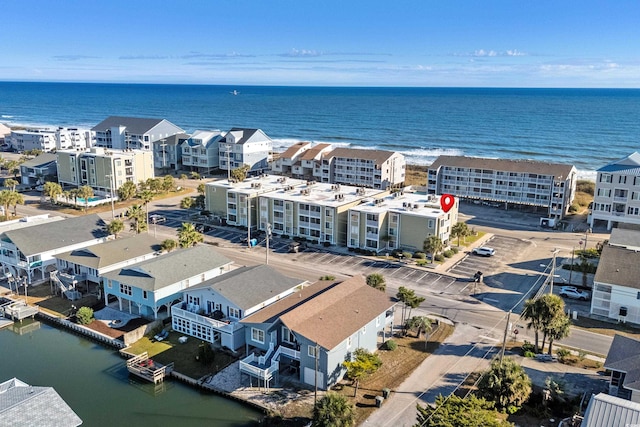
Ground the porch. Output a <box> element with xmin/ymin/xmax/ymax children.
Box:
<box><xmin>171</xmin><ymin>303</ymin><xmax>243</xmax><ymax>349</ymax></box>
<box><xmin>238</xmin><ymin>343</ymin><xmax>301</xmax><ymax>389</ymax></box>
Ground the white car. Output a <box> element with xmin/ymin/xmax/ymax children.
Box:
<box><xmin>472</xmin><ymin>247</ymin><xmax>495</xmax><ymax>257</ymax></box>
<box><xmin>149</xmin><ymin>215</ymin><xmax>166</xmax><ymax>224</ymax></box>
<box><xmin>559</xmin><ymin>288</ymin><xmax>590</xmax><ymax>301</ymax></box>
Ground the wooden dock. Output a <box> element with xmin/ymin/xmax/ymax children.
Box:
<box><xmin>126</xmin><ymin>352</ymin><xmax>174</xmax><ymax>384</ymax></box>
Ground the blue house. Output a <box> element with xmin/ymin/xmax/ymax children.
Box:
<box><xmin>239</xmin><ymin>275</ymin><xmax>395</xmax><ymax>390</ymax></box>
<box><xmin>101</xmin><ymin>245</ymin><xmax>232</xmax><ymax>319</ymax></box>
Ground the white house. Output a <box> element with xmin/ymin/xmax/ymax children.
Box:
<box><xmin>92</xmin><ymin>116</ymin><xmax>185</xmax><ymax>151</ymax></box>
<box><xmin>181</xmin><ymin>130</ymin><xmax>223</xmax><ymax>174</ymax></box>
<box><xmin>218</xmin><ymin>128</ymin><xmax>273</xmax><ymax>174</ymax></box>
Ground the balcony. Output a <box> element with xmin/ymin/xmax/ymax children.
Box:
<box><xmin>171</xmin><ymin>304</ymin><xmax>242</xmax><ymax>334</ymax></box>
<box><xmin>239</xmin><ymin>343</ymin><xmax>301</xmax><ymax>382</ymax></box>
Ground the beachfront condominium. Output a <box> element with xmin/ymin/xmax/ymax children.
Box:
<box><xmin>181</xmin><ymin>130</ymin><xmax>223</xmax><ymax>174</ymax></box>
<box><xmin>590</xmin><ymin>152</ymin><xmax>640</xmax><ymax>231</ymax></box>
<box><xmin>218</xmin><ymin>128</ymin><xmax>273</xmax><ymax>175</ymax></box>
<box><xmin>427</xmin><ymin>156</ymin><xmax>577</xmax><ymax>222</ymax></box>
<box><xmin>56</xmin><ymin>147</ymin><xmax>154</xmax><ymax>194</ymax></box>
<box><xmin>9</xmin><ymin>127</ymin><xmax>91</xmax><ymax>152</ymax></box>
<box><xmin>92</xmin><ymin>116</ymin><xmax>184</xmax><ymax>151</ymax></box>
<box><xmin>152</xmin><ymin>132</ymin><xmax>190</xmax><ymax>171</ymax></box>
<box><xmin>347</xmin><ymin>191</ymin><xmax>457</xmax><ymax>253</ymax></box>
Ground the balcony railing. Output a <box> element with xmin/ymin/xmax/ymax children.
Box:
<box><xmin>171</xmin><ymin>305</ymin><xmax>242</xmax><ymax>333</ymax></box>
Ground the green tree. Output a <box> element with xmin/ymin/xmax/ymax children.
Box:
<box><xmin>77</xmin><ymin>185</ymin><xmax>94</xmax><ymax>212</ymax></box>
<box><xmin>181</xmin><ymin>196</ymin><xmax>194</xmax><ymax>209</ymax></box>
<box><xmin>9</xmin><ymin>191</ymin><xmax>24</xmax><ymax>216</ymax></box>
<box><xmin>230</xmin><ymin>165</ymin><xmax>250</xmax><ymax>182</ymax></box>
<box><xmin>415</xmin><ymin>394</ymin><xmax>513</xmax><ymax>427</ymax></box>
<box><xmin>396</xmin><ymin>287</ymin><xmax>425</xmax><ymax>335</ymax></box>
<box><xmin>194</xmin><ymin>194</ymin><xmax>205</xmax><ymax>210</ymax></box>
<box><xmin>405</xmin><ymin>316</ymin><xmax>432</xmax><ymax>339</ymax></box>
<box><xmin>4</xmin><ymin>178</ymin><xmax>18</xmax><ymax>192</ymax></box>
<box><xmin>522</xmin><ymin>298</ymin><xmax>544</xmax><ymax>353</ymax></box>
<box><xmin>161</xmin><ymin>239</ymin><xmax>178</xmax><ymax>252</ymax></box>
<box><xmin>366</xmin><ymin>273</ymin><xmax>386</xmax><ymax>292</ymax></box>
<box><xmin>139</xmin><ymin>189</ymin><xmax>153</xmax><ymax>229</ymax></box>
<box><xmin>312</xmin><ymin>392</ymin><xmax>355</xmax><ymax>427</ymax></box>
<box><xmin>342</xmin><ymin>348</ymin><xmax>382</xmax><ymax>397</ymax></box>
<box><xmin>148</xmin><ymin>178</ymin><xmax>162</xmax><ymax>193</ymax></box>
<box><xmin>4</xmin><ymin>160</ymin><xmax>19</xmax><ymax>179</ymax></box>
<box><xmin>190</xmin><ymin>171</ymin><xmax>201</xmax><ymax>180</ymax></box>
<box><xmin>76</xmin><ymin>306</ymin><xmax>94</xmax><ymax>325</ymax></box>
<box><xmin>106</xmin><ymin>219</ymin><xmax>125</xmax><ymax>238</ymax></box>
<box><xmin>43</xmin><ymin>182</ymin><xmax>63</xmax><ymax>204</ymax></box>
<box><xmin>423</xmin><ymin>235</ymin><xmax>444</xmax><ymax>263</ymax></box>
<box><xmin>197</xmin><ymin>183</ymin><xmax>206</xmax><ymax>195</ymax></box>
<box><xmin>127</xmin><ymin>204</ymin><xmax>147</xmax><ymax>234</ymax></box>
<box><xmin>178</xmin><ymin>222</ymin><xmax>204</xmax><ymax>248</ymax></box>
<box><xmin>162</xmin><ymin>175</ymin><xmax>175</xmax><ymax>192</ymax></box>
<box><xmin>477</xmin><ymin>357</ymin><xmax>532</xmax><ymax>413</ymax></box>
<box><xmin>451</xmin><ymin>222</ymin><xmax>470</xmax><ymax>246</ymax></box>
<box><xmin>180</xmin><ymin>173</ymin><xmax>188</xmax><ymax>181</ymax></box>
<box><xmin>118</xmin><ymin>180</ymin><xmax>137</xmax><ymax>201</ymax></box>
<box><xmin>545</xmin><ymin>311</ymin><xmax>571</xmax><ymax>355</ymax></box>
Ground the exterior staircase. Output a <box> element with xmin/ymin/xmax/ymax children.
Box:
<box><xmin>50</xmin><ymin>270</ymin><xmax>85</xmax><ymax>301</ymax></box>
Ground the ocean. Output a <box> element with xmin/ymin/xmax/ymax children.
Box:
<box><xmin>1</xmin><ymin>82</ymin><xmax>639</xmax><ymax>180</ymax></box>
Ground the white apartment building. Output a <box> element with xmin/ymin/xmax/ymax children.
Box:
<box><xmin>218</xmin><ymin>128</ymin><xmax>273</xmax><ymax>174</ymax></box>
<box><xmin>317</xmin><ymin>148</ymin><xmax>405</xmax><ymax>190</ymax></box>
<box><xmin>9</xmin><ymin>127</ymin><xmax>91</xmax><ymax>152</ymax></box>
<box><xmin>181</xmin><ymin>130</ymin><xmax>223</xmax><ymax>173</ymax></box>
<box><xmin>56</xmin><ymin>147</ymin><xmax>154</xmax><ymax>193</ymax></box>
<box><xmin>347</xmin><ymin>192</ymin><xmax>457</xmax><ymax>253</ymax></box>
<box><xmin>590</xmin><ymin>152</ymin><xmax>640</xmax><ymax>230</ymax></box>
<box><xmin>92</xmin><ymin>116</ymin><xmax>184</xmax><ymax>151</ymax></box>
<box><xmin>428</xmin><ymin>156</ymin><xmax>577</xmax><ymax>221</ymax></box>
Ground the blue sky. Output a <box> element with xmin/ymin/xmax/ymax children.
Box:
<box><xmin>1</xmin><ymin>0</ymin><xmax>639</xmax><ymax>87</ymax></box>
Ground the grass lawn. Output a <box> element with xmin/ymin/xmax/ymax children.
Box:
<box><xmin>571</xmin><ymin>316</ymin><xmax>640</xmax><ymax>340</ymax></box>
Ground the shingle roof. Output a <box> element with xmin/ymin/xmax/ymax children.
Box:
<box><xmin>594</xmin><ymin>245</ymin><xmax>640</xmax><ymax>289</ymax></box>
<box><xmin>242</xmin><ymin>275</ymin><xmax>395</xmax><ymax>350</ymax></box>
<box><xmin>300</xmin><ymin>143</ymin><xmax>332</xmax><ymax>161</ymax></box>
<box><xmin>0</xmin><ymin>378</ymin><xmax>82</xmax><ymax>426</ymax></box>
<box><xmin>101</xmin><ymin>245</ymin><xmax>232</xmax><ymax>292</ymax></box>
<box><xmin>3</xmin><ymin>214</ymin><xmax>107</xmax><ymax>256</ymax></box>
<box><xmin>581</xmin><ymin>393</ymin><xmax>640</xmax><ymax>427</ymax></box>
<box><xmin>604</xmin><ymin>334</ymin><xmax>640</xmax><ymax>392</ymax></box>
<box><xmin>325</xmin><ymin>147</ymin><xmax>396</xmax><ymax>165</ymax></box>
<box><xmin>429</xmin><ymin>155</ymin><xmax>574</xmax><ymax>178</ymax></box>
<box><xmin>54</xmin><ymin>234</ymin><xmax>162</xmax><ymax>270</ymax></box>
<box><xmin>223</xmin><ymin>128</ymin><xmax>264</xmax><ymax>144</ymax></box>
<box><xmin>609</xmin><ymin>228</ymin><xmax>640</xmax><ymax>249</ymax></box>
<box><xmin>19</xmin><ymin>153</ymin><xmax>57</xmax><ymax>168</ymax></box>
<box><xmin>188</xmin><ymin>264</ymin><xmax>305</xmax><ymax>311</ymax></box>
<box><xmin>598</xmin><ymin>152</ymin><xmax>640</xmax><ymax>174</ymax></box>
<box><xmin>280</xmin><ymin>142</ymin><xmax>311</xmax><ymax>158</ymax></box>
<box><xmin>91</xmin><ymin>116</ymin><xmax>182</xmax><ymax>134</ymax></box>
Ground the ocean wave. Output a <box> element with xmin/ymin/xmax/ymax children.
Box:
<box><xmin>576</xmin><ymin>170</ymin><xmax>597</xmax><ymax>181</ymax></box>
<box><xmin>1</xmin><ymin>115</ymin><xmax>14</xmax><ymax>119</ymax></box>
<box><xmin>271</xmin><ymin>138</ymin><xmax>352</xmax><ymax>151</ymax></box>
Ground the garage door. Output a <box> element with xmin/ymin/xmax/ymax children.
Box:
<box><xmin>303</xmin><ymin>367</ymin><xmax>324</xmax><ymax>389</ymax></box>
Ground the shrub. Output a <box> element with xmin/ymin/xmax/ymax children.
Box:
<box><xmin>384</xmin><ymin>340</ymin><xmax>398</xmax><ymax>351</ymax></box>
<box><xmin>320</xmin><ymin>275</ymin><xmax>336</xmax><ymax>281</ymax></box>
<box><xmin>323</xmin><ymin>241</ymin><xmax>331</xmax><ymax>247</ymax></box>
<box><xmin>443</xmin><ymin>249</ymin><xmax>454</xmax><ymax>258</ymax></box>
<box><xmin>568</xmin><ymin>203</ymin><xmax>579</xmax><ymax>213</ymax></box>
<box><xmin>451</xmin><ymin>247</ymin><xmax>459</xmax><ymax>254</ymax></box>
<box><xmin>413</xmin><ymin>252</ymin><xmax>426</xmax><ymax>259</ymax></box>
<box><xmin>402</xmin><ymin>251</ymin><xmax>413</xmax><ymax>260</ymax></box>
<box><xmin>416</xmin><ymin>260</ymin><xmax>428</xmax><ymax>267</ymax></box>
<box><xmin>524</xmin><ymin>351</ymin><xmax>536</xmax><ymax>358</ymax></box>
<box><xmin>76</xmin><ymin>306</ymin><xmax>94</xmax><ymax>325</ymax></box>
<box><xmin>197</xmin><ymin>341</ymin><xmax>215</xmax><ymax>364</ymax></box>
<box><xmin>434</xmin><ymin>254</ymin><xmax>445</xmax><ymax>262</ymax></box>
<box><xmin>521</xmin><ymin>341</ymin><xmax>535</xmax><ymax>354</ymax></box>
<box><xmin>556</xmin><ymin>348</ymin><xmax>571</xmax><ymax>363</ymax></box>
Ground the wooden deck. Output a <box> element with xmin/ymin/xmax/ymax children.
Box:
<box><xmin>126</xmin><ymin>352</ymin><xmax>174</xmax><ymax>384</ymax></box>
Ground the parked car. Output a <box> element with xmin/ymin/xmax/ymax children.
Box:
<box><xmin>559</xmin><ymin>287</ymin><xmax>590</xmax><ymax>301</ymax></box>
<box><xmin>472</xmin><ymin>247</ymin><xmax>495</xmax><ymax>257</ymax></box>
<box><xmin>149</xmin><ymin>215</ymin><xmax>166</xmax><ymax>224</ymax></box>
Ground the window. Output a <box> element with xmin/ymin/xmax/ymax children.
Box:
<box><xmin>361</xmin><ymin>325</ymin><xmax>367</xmax><ymax>334</ymax></box>
<box><xmin>251</xmin><ymin>328</ymin><xmax>265</xmax><ymax>344</ymax></box>
<box><xmin>282</xmin><ymin>327</ymin><xmax>295</xmax><ymax>344</ymax></box>
<box><xmin>347</xmin><ymin>336</ymin><xmax>352</xmax><ymax>348</ymax></box>
<box><xmin>120</xmin><ymin>284</ymin><xmax>132</xmax><ymax>296</ymax></box>
<box><xmin>228</xmin><ymin>307</ymin><xmax>241</xmax><ymax>318</ymax></box>
<box><xmin>143</xmin><ymin>291</ymin><xmax>148</xmax><ymax>299</ymax></box>
<box><xmin>308</xmin><ymin>345</ymin><xmax>318</xmax><ymax>358</ymax></box>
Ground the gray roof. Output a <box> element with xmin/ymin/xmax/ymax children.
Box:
<box><xmin>594</xmin><ymin>245</ymin><xmax>640</xmax><ymax>289</ymax></box>
<box><xmin>101</xmin><ymin>245</ymin><xmax>232</xmax><ymax>292</ymax></box>
<box><xmin>3</xmin><ymin>214</ymin><xmax>107</xmax><ymax>256</ymax></box>
<box><xmin>222</xmin><ymin>128</ymin><xmax>265</xmax><ymax>144</ymax></box>
<box><xmin>605</xmin><ymin>334</ymin><xmax>640</xmax><ymax>391</ymax></box>
<box><xmin>598</xmin><ymin>152</ymin><xmax>640</xmax><ymax>174</ymax></box>
<box><xmin>189</xmin><ymin>264</ymin><xmax>305</xmax><ymax>311</ymax></box>
<box><xmin>20</xmin><ymin>153</ymin><xmax>58</xmax><ymax>168</ymax></box>
<box><xmin>91</xmin><ymin>116</ymin><xmax>183</xmax><ymax>134</ymax></box>
<box><xmin>54</xmin><ymin>234</ymin><xmax>162</xmax><ymax>269</ymax></box>
<box><xmin>429</xmin><ymin>155</ymin><xmax>575</xmax><ymax>179</ymax></box>
<box><xmin>0</xmin><ymin>378</ymin><xmax>82</xmax><ymax>426</ymax></box>
<box><xmin>582</xmin><ymin>393</ymin><xmax>640</xmax><ymax>427</ymax></box>
<box><xmin>609</xmin><ymin>228</ymin><xmax>640</xmax><ymax>249</ymax></box>
<box><xmin>325</xmin><ymin>147</ymin><xmax>396</xmax><ymax>165</ymax></box>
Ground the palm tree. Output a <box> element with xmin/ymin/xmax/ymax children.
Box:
<box><xmin>10</xmin><ymin>191</ymin><xmax>24</xmax><ymax>216</ymax></box>
<box><xmin>43</xmin><ymin>182</ymin><xmax>63</xmax><ymax>204</ymax></box>
<box><xmin>69</xmin><ymin>188</ymin><xmax>79</xmax><ymax>208</ymax></box>
<box><xmin>546</xmin><ymin>314</ymin><xmax>571</xmax><ymax>355</ymax></box>
<box><xmin>477</xmin><ymin>357</ymin><xmax>532</xmax><ymax>413</ymax></box>
<box><xmin>366</xmin><ymin>273</ymin><xmax>386</xmax><ymax>292</ymax></box>
<box><xmin>181</xmin><ymin>197</ymin><xmax>194</xmax><ymax>209</ymax></box>
<box><xmin>139</xmin><ymin>190</ymin><xmax>153</xmax><ymax>230</ymax></box>
<box><xmin>0</xmin><ymin>190</ymin><xmax>14</xmax><ymax>219</ymax></box>
<box><xmin>197</xmin><ymin>183</ymin><xmax>206</xmax><ymax>195</ymax></box>
<box><xmin>76</xmin><ymin>185</ymin><xmax>94</xmax><ymax>212</ymax></box>
<box><xmin>126</xmin><ymin>204</ymin><xmax>146</xmax><ymax>234</ymax></box>
<box><xmin>177</xmin><ymin>222</ymin><xmax>204</xmax><ymax>248</ymax></box>
<box><xmin>62</xmin><ymin>190</ymin><xmax>72</xmax><ymax>205</ymax></box>
<box><xmin>4</xmin><ymin>160</ymin><xmax>19</xmax><ymax>179</ymax></box>
<box><xmin>118</xmin><ymin>180</ymin><xmax>137</xmax><ymax>201</ymax></box>
<box><xmin>106</xmin><ymin>219</ymin><xmax>125</xmax><ymax>238</ymax></box>
<box><xmin>162</xmin><ymin>175</ymin><xmax>174</xmax><ymax>192</ymax></box>
<box><xmin>451</xmin><ymin>222</ymin><xmax>470</xmax><ymax>246</ymax></box>
<box><xmin>312</xmin><ymin>392</ymin><xmax>355</xmax><ymax>427</ymax></box>
<box><xmin>230</xmin><ymin>165</ymin><xmax>250</xmax><ymax>182</ymax></box>
<box><xmin>522</xmin><ymin>298</ymin><xmax>544</xmax><ymax>353</ymax></box>
<box><xmin>161</xmin><ymin>239</ymin><xmax>178</xmax><ymax>252</ymax></box>
<box><xmin>423</xmin><ymin>235</ymin><xmax>444</xmax><ymax>263</ymax></box>
<box><xmin>4</xmin><ymin>178</ymin><xmax>18</xmax><ymax>192</ymax></box>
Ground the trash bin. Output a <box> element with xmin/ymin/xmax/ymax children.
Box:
<box><xmin>382</xmin><ymin>388</ymin><xmax>391</xmax><ymax>398</ymax></box>
<box><xmin>375</xmin><ymin>396</ymin><xmax>384</xmax><ymax>407</ymax></box>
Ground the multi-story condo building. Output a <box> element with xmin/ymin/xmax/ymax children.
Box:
<box><xmin>92</xmin><ymin>116</ymin><xmax>184</xmax><ymax>151</ymax></box>
<box><xmin>56</xmin><ymin>147</ymin><xmax>154</xmax><ymax>193</ymax></box>
<box><xmin>218</xmin><ymin>128</ymin><xmax>273</xmax><ymax>174</ymax></box>
<box><xmin>9</xmin><ymin>127</ymin><xmax>92</xmax><ymax>152</ymax></box>
<box><xmin>590</xmin><ymin>152</ymin><xmax>640</xmax><ymax>230</ymax></box>
<box><xmin>0</xmin><ymin>123</ymin><xmax>11</xmax><ymax>145</ymax></box>
<box><xmin>270</xmin><ymin>142</ymin><xmax>311</xmax><ymax>175</ymax></box>
<box><xmin>316</xmin><ymin>148</ymin><xmax>405</xmax><ymax>190</ymax></box>
<box><xmin>427</xmin><ymin>156</ymin><xmax>577</xmax><ymax>222</ymax></box>
<box><xmin>347</xmin><ymin>191</ymin><xmax>457</xmax><ymax>253</ymax></box>
<box><xmin>152</xmin><ymin>132</ymin><xmax>190</xmax><ymax>171</ymax></box>
<box><xmin>293</xmin><ymin>143</ymin><xmax>332</xmax><ymax>180</ymax></box>
<box><xmin>181</xmin><ymin>130</ymin><xmax>223</xmax><ymax>174</ymax></box>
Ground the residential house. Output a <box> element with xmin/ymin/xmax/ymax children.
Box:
<box><xmin>218</xmin><ymin>128</ymin><xmax>273</xmax><ymax>174</ymax></box>
<box><xmin>57</xmin><ymin>147</ymin><xmax>154</xmax><ymax>194</ymax></box>
<box><xmin>0</xmin><ymin>378</ymin><xmax>82</xmax><ymax>426</ymax></box>
<box><xmin>0</xmin><ymin>214</ymin><xmax>109</xmax><ymax>284</ymax></box>
<box><xmin>590</xmin><ymin>152</ymin><xmax>640</xmax><ymax>230</ymax></box>
<box><xmin>152</xmin><ymin>132</ymin><xmax>190</xmax><ymax>171</ymax></box>
<box><xmin>590</xmin><ymin>228</ymin><xmax>640</xmax><ymax>324</ymax></box>
<box><xmin>293</xmin><ymin>143</ymin><xmax>332</xmax><ymax>180</ymax></box>
<box><xmin>270</xmin><ymin>142</ymin><xmax>311</xmax><ymax>175</ymax></box>
<box><xmin>347</xmin><ymin>191</ymin><xmax>458</xmax><ymax>252</ymax></box>
<box><xmin>171</xmin><ymin>264</ymin><xmax>307</xmax><ymax>350</ymax></box>
<box><xmin>319</xmin><ymin>147</ymin><xmax>405</xmax><ymax>190</ymax></box>
<box><xmin>604</xmin><ymin>334</ymin><xmax>640</xmax><ymax>402</ymax></box>
<box><xmin>19</xmin><ymin>153</ymin><xmax>58</xmax><ymax>186</ymax></box>
<box><xmin>581</xmin><ymin>392</ymin><xmax>640</xmax><ymax>427</ymax></box>
<box><xmin>101</xmin><ymin>245</ymin><xmax>233</xmax><ymax>319</ymax></box>
<box><xmin>181</xmin><ymin>130</ymin><xmax>223</xmax><ymax>174</ymax></box>
<box><xmin>427</xmin><ymin>155</ymin><xmax>577</xmax><ymax>222</ymax></box>
<box><xmin>52</xmin><ymin>234</ymin><xmax>163</xmax><ymax>299</ymax></box>
<box><xmin>92</xmin><ymin>116</ymin><xmax>184</xmax><ymax>151</ymax></box>
<box><xmin>239</xmin><ymin>275</ymin><xmax>395</xmax><ymax>390</ymax></box>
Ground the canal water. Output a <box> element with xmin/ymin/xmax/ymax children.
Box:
<box><xmin>0</xmin><ymin>320</ymin><xmax>263</xmax><ymax>426</ymax></box>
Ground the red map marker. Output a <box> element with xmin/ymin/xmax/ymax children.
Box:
<box><xmin>440</xmin><ymin>194</ymin><xmax>455</xmax><ymax>213</ymax></box>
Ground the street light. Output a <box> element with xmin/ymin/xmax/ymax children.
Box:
<box><xmin>265</xmin><ymin>223</ymin><xmax>272</xmax><ymax>265</ymax></box>
<box><xmin>105</xmin><ymin>174</ymin><xmax>115</xmax><ymax>219</ymax></box>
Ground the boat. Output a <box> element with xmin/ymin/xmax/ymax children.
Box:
<box><xmin>230</xmin><ymin>90</ymin><xmax>239</xmax><ymax>95</ymax></box>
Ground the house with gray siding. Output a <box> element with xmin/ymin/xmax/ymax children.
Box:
<box><xmin>92</xmin><ymin>116</ymin><xmax>184</xmax><ymax>151</ymax></box>
<box><xmin>218</xmin><ymin>128</ymin><xmax>273</xmax><ymax>174</ymax></box>
<box><xmin>239</xmin><ymin>275</ymin><xmax>395</xmax><ymax>389</ymax></box>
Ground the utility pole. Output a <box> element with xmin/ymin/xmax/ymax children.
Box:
<box><xmin>105</xmin><ymin>173</ymin><xmax>115</xmax><ymax>219</ymax></box>
<box><xmin>314</xmin><ymin>343</ymin><xmax>319</xmax><ymax>406</ymax></box>
<box><xmin>265</xmin><ymin>223</ymin><xmax>272</xmax><ymax>265</ymax></box>
<box><xmin>550</xmin><ymin>248</ymin><xmax>559</xmax><ymax>295</ymax></box>
<box><xmin>226</xmin><ymin>144</ymin><xmax>231</xmax><ymax>181</ymax></box>
<box><xmin>568</xmin><ymin>246</ymin><xmax>575</xmax><ymax>285</ymax></box>
<box><xmin>246</xmin><ymin>196</ymin><xmax>251</xmax><ymax>249</ymax></box>
<box><xmin>500</xmin><ymin>310</ymin><xmax>512</xmax><ymax>365</ymax></box>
